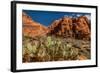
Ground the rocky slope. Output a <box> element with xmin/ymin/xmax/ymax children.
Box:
<box><xmin>48</xmin><ymin>16</ymin><xmax>90</xmax><ymax>40</ymax></box>
<box><xmin>22</xmin><ymin>12</ymin><xmax>48</xmax><ymax>37</ymax></box>
<box><xmin>72</xmin><ymin>16</ymin><xmax>90</xmax><ymax>40</ymax></box>
<box><xmin>48</xmin><ymin>17</ymin><xmax>73</xmax><ymax>38</ymax></box>
<box><xmin>22</xmin><ymin>12</ymin><xmax>90</xmax><ymax>40</ymax></box>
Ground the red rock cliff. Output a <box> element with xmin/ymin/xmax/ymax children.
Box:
<box><xmin>22</xmin><ymin>12</ymin><xmax>48</xmax><ymax>37</ymax></box>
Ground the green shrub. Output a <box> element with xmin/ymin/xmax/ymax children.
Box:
<box><xmin>22</xmin><ymin>35</ymin><xmax>90</xmax><ymax>62</ymax></box>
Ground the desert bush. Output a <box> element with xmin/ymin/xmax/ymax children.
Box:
<box><xmin>22</xmin><ymin>35</ymin><xmax>90</xmax><ymax>62</ymax></box>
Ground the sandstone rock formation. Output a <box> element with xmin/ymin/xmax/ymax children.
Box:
<box><xmin>48</xmin><ymin>17</ymin><xmax>73</xmax><ymax>38</ymax></box>
<box><xmin>48</xmin><ymin>16</ymin><xmax>90</xmax><ymax>40</ymax></box>
<box><xmin>22</xmin><ymin>12</ymin><xmax>90</xmax><ymax>40</ymax></box>
<box><xmin>22</xmin><ymin>12</ymin><xmax>48</xmax><ymax>37</ymax></box>
<box><xmin>72</xmin><ymin>16</ymin><xmax>90</xmax><ymax>40</ymax></box>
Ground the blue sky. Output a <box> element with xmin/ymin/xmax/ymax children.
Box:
<box><xmin>23</xmin><ymin>10</ymin><xmax>91</xmax><ymax>26</ymax></box>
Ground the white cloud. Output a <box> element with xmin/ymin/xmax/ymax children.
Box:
<box><xmin>85</xmin><ymin>15</ymin><xmax>91</xmax><ymax>20</ymax></box>
<box><xmin>64</xmin><ymin>15</ymin><xmax>69</xmax><ymax>17</ymax></box>
<box><xmin>72</xmin><ymin>14</ymin><xmax>75</xmax><ymax>16</ymax></box>
<box><xmin>76</xmin><ymin>14</ymin><xmax>82</xmax><ymax>17</ymax></box>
